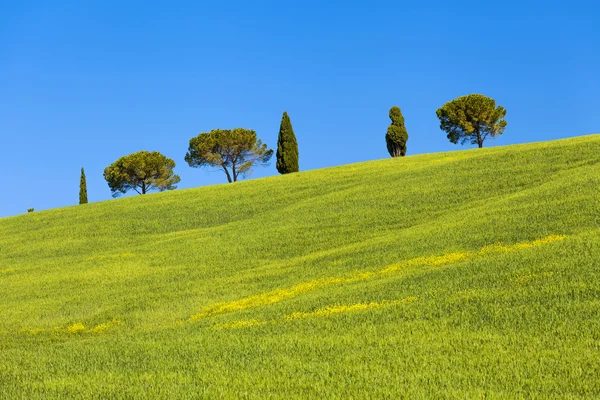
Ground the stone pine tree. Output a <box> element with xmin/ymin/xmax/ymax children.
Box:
<box><xmin>104</xmin><ymin>151</ymin><xmax>180</xmax><ymax>196</ymax></box>
<box><xmin>436</xmin><ymin>94</ymin><xmax>507</xmax><ymax>148</ymax></box>
<box><xmin>385</xmin><ymin>106</ymin><xmax>408</xmax><ymax>157</ymax></box>
<box><xmin>276</xmin><ymin>111</ymin><xmax>299</xmax><ymax>174</ymax></box>
<box><xmin>185</xmin><ymin>128</ymin><xmax>273</xmax><ymax>183</ymax></box>
<box><xmin>79</xmin><ymin>168</ymin><xmax>88</xmax><ymax>204</ymax></box>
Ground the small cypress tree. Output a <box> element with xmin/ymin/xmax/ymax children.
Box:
<box><xmin>276</xmin><ymin>111</ymin><xmax>299</xmax><ymax>174</ymax></box>
<box><xmin>385</xmin><ymin>106</ymin><xmax>408</xmax><ymax>157</ymax></box>
<box><xmin>79</xmin><ymin>167</ymin><xmax>88</xmax><ymax>204</ymax></box>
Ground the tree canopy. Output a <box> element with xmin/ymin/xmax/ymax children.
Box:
<box><xmin>385</xmin><ymin>106</ymin><xmax>408</xmax><ymax>157</ymax></box>
<box><xmin>185</xmin><ymin>128</ymin><xmax>273</xmax><ymax>183</ymax></box>
<box><xmin>276</xmin><ymin>111</ymin><xmax>299</xmax><ymax>174</ymax></box>
<box><xmin>436</xmin><ymin>94</ymin><xmax>507</xmax><ymax>148</ymax></box>
<box><xmin>103</xmin><ymin>151</ymin><xmax>180</xmax><ymax>196</ymax></box>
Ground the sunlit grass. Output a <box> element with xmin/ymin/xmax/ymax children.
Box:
<box><xmin>0</xmin><ymin>135</ymin><xmax>599</xmax><ymax>398</ymax></box>
<box><xmin>189</xmin><ymin>234</ymin><xmax>565</xmax><ymax>322</ymax></box>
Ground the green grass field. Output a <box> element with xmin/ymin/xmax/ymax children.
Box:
<box><xmin>1</xmin><ymin>135</ymin><xmax>599</xmax><ymax>398</ymax></box>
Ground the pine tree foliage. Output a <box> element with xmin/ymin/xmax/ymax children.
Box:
<box><xmin>276</xmin><ymin>111</ymin><xmax>299</xmax><ymax>174</ymax></box>
<box><xmin>103</xmin><ymin>151</ymin><xmax>180</xmax><ymax>196</ymax></box>
<box><xmin>385</xmin><ymin>106</ymin><xmax>408</xmax><ymax>157</ymax></box>
<box><xmin>185</xmin><ymin>128</ymin><xmax>273</xmax><ymax>183</ymax></box>
<box><xmin>436</xmin><ymin>94</ymin><xmax>507</xmax><ymax>148</ymax></box>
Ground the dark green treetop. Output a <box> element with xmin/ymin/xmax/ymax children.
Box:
<box><xmin>436</xmin><ymin>94</ymin><xmax>507</xmax><ymax>148</ymax></box>
<box><xmin>103</xmin><ymin>151</ymin><xmax>180</xmax><ymax>196</ymax></box>
<box><xmin>185</xmin><ymin>128</ymin><xmax>273</xmax><ymax>183</ymax></box>
<box><xmin>276</xmin><ymin>111</ymin><xmax>299</xmax><ymax>174</ymax></box>
<box><xmin>385</xmin><ymin>106</ymin><xmax>408</xmax><ymax>157</ymax></box>
<box><xmin>79</xmin><ymin>167</ymin><xmax>88</xmax><ymax>204</ymax></box>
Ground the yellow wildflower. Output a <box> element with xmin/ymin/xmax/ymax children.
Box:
<box><xmin>515</xmin><ymin>272</ymin><xmax>554</xmax><ymax>284</ymax></box>
<box><xmin>215</xmin><ymin>319</ymin><xmax>267</xmax><ymax>329</ymax></box>
<box><xmin>90</xmin><ymin>319</ymin><xmax>121</xmax><ymax>333</ymax></box>
<box><xmin>189</xmin><ymin>234</ymin><xmax>566</xmax><ymax>322</ymax></box>
<box><xmin>67</xmin><ymin>323</ymin><xmax>85</xmax><ymax>334</ymax></box>
<box><xmin>285</xmin><ymin>297</ymin><xmax>417</xmax><ymax>321</ymax></box>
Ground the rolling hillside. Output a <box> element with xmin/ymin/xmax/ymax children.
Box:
<box><xmin>1</xmin><ymin>135</ymin><xmax>599</xmax><ymax>398</ymax></box>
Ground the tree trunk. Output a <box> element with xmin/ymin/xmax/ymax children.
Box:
<box><xmin>222</xmin><ymin>166</ymin><xmax>233</xmax><ymax>183</ymax></box>
<box><xmin>232</xmin><ymin>162</ymin><xmax>238</xmax><ymax>182</ymax></box>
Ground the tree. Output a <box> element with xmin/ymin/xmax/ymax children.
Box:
<box><xmin>103</xmin><ymin>151</ymin><xmax>180</xmax><ymax>197</ymax></box>
<box><xmin>276</xmin><ymin>111</ymin><xmax>299</xmax><ymax>174</ymax></box>
<box><xmin>185</xmin><ymin>128</ymin><xmax>273</xmax><ymax>183</ymax></box>
<box><xmin>385</xmin><ymin>106</ymin><xmax>408</xmax><ymax>157</ymax></box>
<box><xmin>79</xmin><ymin>167</ymin><xmax>88</xmax><ymax>204</ymax></box>
<box><xmin>436</xmin><ymin>94</ymin><xmax>507</xmax><ymax>148</ymax></box>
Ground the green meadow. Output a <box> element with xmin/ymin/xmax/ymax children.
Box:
<box><xmin>1</xmin><ymin>135</ymin><xmax>599</xmax><ymax>398</ymax></box>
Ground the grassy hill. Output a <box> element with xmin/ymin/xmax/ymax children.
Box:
<box><xmin>1</xmin><ymin>135</ymin><xmax>599</xmax><ymax>398</ymax></box>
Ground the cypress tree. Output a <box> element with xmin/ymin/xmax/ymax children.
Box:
<box><xmin>79</xmin><ymin>167</ymin><xmax>88</xmax><ymax>204</ymax></box>
<box><xmin>385</xmin><ymin>106</ymin><xmax>408</xmax><ymax>157</ymax></box>
<box><xmin>276</xmin><ymin>111</ymin><xmax>299</xmax><ymax>174</ymax></box>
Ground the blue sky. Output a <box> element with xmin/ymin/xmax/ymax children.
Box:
<box><xmin>1</xmin><ymin>1</ymin><xmax>598</xmax><ymax>218</ymax></box>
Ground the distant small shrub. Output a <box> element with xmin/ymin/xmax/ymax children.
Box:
<box><xmin>27</xmin><ymin>208</ymin><xmax>34</xmax><ymax>213</ymax></box>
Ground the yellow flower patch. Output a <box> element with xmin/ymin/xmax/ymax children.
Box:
<box><xmin>285</xmin><ymin>297</ymin><xmax>417</xmax><ymax>321</ymax></box>
<box><xmin>90</xmin><ymin>320</ymin><xmax>121</xmax><ymax>333</ymax></box>
<box><xmin>217</xmin><ymin>297</ymin><xmax>418</xmax><ymax>329</ymax></box>
<box><xmin>515</xmin><ymin>272</ymin><xmax>554</xmax><ymax>284</ymax></box>
<box><xmin>189</xmin><ymin>277</ymin><xmax>346</xmax><ymax>321</ymax></box>
<box><xmin>67</xmin><ymin>323</ymin><xmax>86</xmax><ymax>334</ymax></box>
<box><xmin>27</xmin><ymin>320</ymin><xmax>121</xmax><ymax>336</ymax></box>
<box><xmin>479</xmin><ymin>235</ymin><xmax>566</xmax><ymax>255</ymax></box>
<box><xmin>189</xmin><ymin>235</ymin><xmax>566</xmax><ymax>322</ymax></box>
<box><xmin>215</xmin><ymin>319</ymin><xmax>268</xmax><ymax>329</ymax></box>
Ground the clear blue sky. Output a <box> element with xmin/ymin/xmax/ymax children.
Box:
<box><xmin>1</xmin><ymin>1</ymin><xmax>598</xmax><ymax>218</ymax></box>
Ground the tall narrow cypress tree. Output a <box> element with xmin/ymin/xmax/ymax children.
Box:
<box><xmin>385</xmin><ymin>106</ymin><xmax>408</xmax><ymax>157</ymax></box>
<box><xmin>79</xmin><ymin>167</ymin><xmax>88</xmax><ymax>204</ymax></box>
<box><xmin>276</xmin><ymin>111</ymin><xmax>299</xmax><ymax>174</ymax></box>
